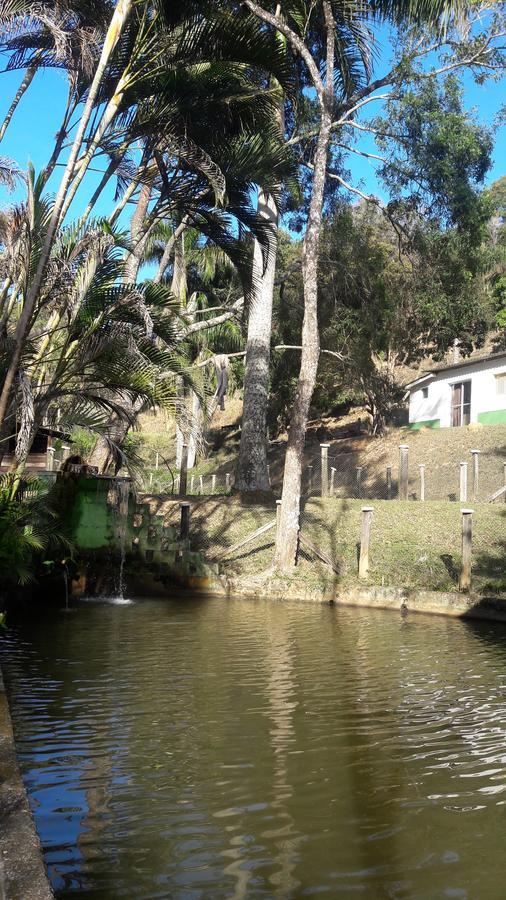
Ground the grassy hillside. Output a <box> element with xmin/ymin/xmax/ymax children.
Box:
<box><xmin>141</xmin><ymin>494</ymin><xmax>505</xmax><ymax>597</ymax></box>
<box><xmin>137</xmin><ymin>403</ymin><xmax>506</xmax><ymax>503</ymax></box>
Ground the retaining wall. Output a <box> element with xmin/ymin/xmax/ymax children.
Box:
<box><xmin>0</xmin><ymin>669</ymin><xmax>53</xmax><ymax>900</ymax></box>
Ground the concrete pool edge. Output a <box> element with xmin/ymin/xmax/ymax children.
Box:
<box><xmin>201</xmin><ymin>575</ymin><xmax>506</xmax><ymax>622</ymax></box>
<box><xmin>0</xmin><ymin>666</ymin><xmax>54</xmax><ymax>900</ymax></box>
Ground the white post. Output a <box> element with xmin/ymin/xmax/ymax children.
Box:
<box><xmin>46</xmin><ymin>446</ymin><xmax>55</xmax><ymax>472</ymax></box>
<box><xmin>358</xmin><ymin>506</ymin><xmax>374</xmax><ymax>579</ymax></box>
<box><xmin>155</xmin><ymin>450</ymin><xmax>159</xmax><ymax>470</ymax></box>
<box><xmin>459</xmin><ymin>508</ymin><xmax>473</xmax><ymax>591</ymax></box>
<box><xmin>330</xmin><ymin>466</ymin><xmax>336</xmax><ymax>496</ymax></box>
<box><xmin>307</xmin><ymin>465</ymin><xmax>313</xmax><ymax>495</ymax></box>
<box><xmin>320</xmin><ymin>443</ymin><xmax>330</xmax><ymax>498</ymax></box>
<box><xmin>399</xmin><ymin>445</ymin><xmax>409</xmax><ymax>500</ymax></box>
<box><xmin>199</xmin><ymin>475</ymin><xmax>204</xmax><ymax>495</ymax></box>
<box><xmin>211</xmin><ymin>474</ymin><xmax>216</xmax><ymax>493</ymax></box>
<box><xmin>190</xmin><ymin>474</ymin><xmax>195</xmax><ymax>494</ymax></box>
<box><xmin>225</xmin><ymin>473</ymin><xmax>231</xmax><ymax>492</ymax></box>
<box><xmin>459</xmin><ymin>462</ymin><xmax>468</xmax><ymax>503</ymax></box>
<box><xmin>276</xmin><ymin>499</ymin><xmax>282</xmax><ymax>540</ymax></box>
<box><xmin>470</xmin><ymin>450</ymin><xmax>480</xmax><ymax>501</ymax></box>
<box><xmin>418</xmin><ymin>464</ymin><xmax>425</xmax><ymax>502</ymax></box>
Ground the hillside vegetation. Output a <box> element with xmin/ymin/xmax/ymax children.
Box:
<box><xmin>138</xmin><ymin>408</ymin><xmax>506</xmax><ymax>504</ymax></box>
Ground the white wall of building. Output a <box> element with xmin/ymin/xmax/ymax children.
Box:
<box><xmin>408</xmin><ymin>357</ymin><xmax>506</xmax><ymax>427</ymax></box>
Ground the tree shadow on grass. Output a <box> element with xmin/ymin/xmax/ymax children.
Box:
<box><xmin>296</xmin><ymin>496</ymin><xmax>353</xmax><ymax>600</ymax></box>
<box><xmin>472</xmin><ymin>508</ymin><xmax>506</xmax><ymax>596</ymax></box>
<box><xmin>441</xmin><ymin>553</ymin><xmax>458</xmax><ymax>585</ymax></box>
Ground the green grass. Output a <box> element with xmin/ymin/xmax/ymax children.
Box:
<box><xmin>140</xmin><ymin>495</ymin><xmax>506</xmax><ymax>596</ymax></box>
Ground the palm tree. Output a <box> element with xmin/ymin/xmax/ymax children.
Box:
<box><xmin>0</xmin><ymin>170</ymin><xmax>199</xmax><ymax>473</ymax></box>
<box><xmin>0</xmin><ymin>0</ymin><xmax>294</xmax><ymax>441</ymax></box>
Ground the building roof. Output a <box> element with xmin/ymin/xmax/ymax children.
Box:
<box><xmin>405</xmin><ymin>348</ymin><xmax>506</xmax><ymax>392</ymax></box>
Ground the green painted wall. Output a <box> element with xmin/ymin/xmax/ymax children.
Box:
<box><xmin>477</xmin><ymin>410</ymin><xmax>506</xmax><ymax>425</ymax></box>
<box><xmin>69</xmin><ymin>479</ymin><xmax>113</xmax><ymax>549</ymax></box>
<box><xmin>408</xmin><ymin>419</ymin><xmax>440</xmax><ymax>430</ymax></box>
<box><xmin>65</xmin><ymin>477</ymin><xmax>209</xmax><ymax>584</ymax></box>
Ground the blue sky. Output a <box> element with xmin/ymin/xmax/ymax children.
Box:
<box><xmin>0</xmin><ymin>34</ymin><xmax>504</xmax><ymax>219</ymax></box>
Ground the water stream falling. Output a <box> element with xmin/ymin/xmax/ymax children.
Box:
<box><xmin>115</xmin><ymin>480</ymin><xmax>130</xmax><ymax>599</ymax></box>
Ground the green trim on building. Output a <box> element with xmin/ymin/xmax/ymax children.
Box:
<box><xmin>477</xmin><ymin>409</ymin><xmax>506</xmax><ymax>425</ymax></box>
<box><xmin>408</xmin><ymin>418</ymin><xmax>441</xmax><ymax>430</ymax></box>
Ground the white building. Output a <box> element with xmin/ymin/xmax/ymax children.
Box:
<box><xmin>405</xmin><ymin>350</ymin><xmax>506</xmax><ymax>429</ymax></box>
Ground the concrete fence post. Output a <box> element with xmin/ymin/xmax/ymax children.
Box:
<box><xmin>276</xmin><ymin>499</ymin><xmax>282</xmax><ymax>540</ymax></box>
<box><xmin>386</xmin><ymin>466</ymin><xmax>392</xmax><ymax>500</ymax></box>
<box><xmin>61</xmin><ymin>443</ymin><xmax>71</xmax><ymax>462</ymax></box>
<box><xmin>459</xmin><ymin>461</ymin><xmax>468</xmax><ymax>503</ymax></box>
<box><xmin>398</xmin><ymin>445</ymin><xmax>409</xmax><ymax>500</ymax></box>
<box><xmin>180</xmin><ymin>442</ymin><xmax>188</xmax><ymax>495</ymax></box>
<box><xmin>470</xmin><ymin>450</ymin><xmax>480</xmax><ymax>501</ymax></box>
<box><xmin>330</xmin><ymin>466</ymin><xmax>336</xmax><ymax>496</ymax></box>
<box><xmin>180</xmin><ymin>501</ymin><xmax>190</xmax><ymax>541</ymax></box>
<box><xmin>418</xmin><ymin>464</ymin><xmax>425</xmax><ymax>502</ymax></box>
<box><xmin>155</xmin><ymin>450</ymin><xmax>159</xmax><ymax>471</ymax></box>
<box><xmin>267</xmin><ymin>464</ymin><xmax>271</xmax><ymax>486</ymax></box>
<box><xmin>459</xmin><ymin>508</ymin><xmax>473</xmax><ymax>591</ymax></box>
<box><xmin>199</xmin><ymin>475</ymin><xmax>204</xmax><ymax>495</ymax></box>
<box><xmin>307</xmin><ymin>465</ymin><xmax>313</xmax><ymax>496</ymax></box>
<box><xmin>358</xmin><ymin>506</ymin><xmax>374</xmax><ymax>579</ymax></box>
<box><xmin>190</xmin><ymin>475</ymin><xmax>195</xmax><ymax>494</ymax></box>
<box><xmin>225</xmin><ymin>473</ymin><xmax>231</xmax><ymax>492</ymax></box>
<box><xmin>46</xmin><ymin>446</ymin><xmax>55</xmax><ymax>472</ymax></box>
<box><xmin>320</xmin><ymin>444</ymin><xmax>330</xmax><ymax>498</ymax></box>
<box><xmin>211</xmin><ymin>474</ymin><xmax>216</xmax><ymax>494</ymax></box>
<box><xmin>356</xmin><ymin>466</ymin><xmax>363</xmax><ymax>500</ymax></box>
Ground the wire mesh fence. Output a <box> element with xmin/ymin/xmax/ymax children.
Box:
<box><xmin>141</xmin><ymin>469</ymin><xmax>235</xmax><ymax>496</ymax></box>
<box><xmin>302</xmin><ymin>447</ymin><xmax>506</xmax><ymax>504</ymax></box>
<box><xmin>137</xmin><ymin>484</ymin><xmax>504</xmax><ymax>596</ymax></box>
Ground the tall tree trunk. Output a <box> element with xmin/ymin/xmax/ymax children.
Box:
<box><xmin>235</xmin><ymin>190</ymin><xmax>278</xmax><ymax>491</ymax></box>
<box><xmin>0</xmin><ymin>0</ymin><xmax>133</xmax><ymax>429</ymax></box>
<box><xmin>235</xmin><ymin>39</ymin><xmax>284</xmax><ymax>493</ymax></box>
<box><xmin>0</xmin><ymin>63</ymin><xmax>37</xmax><ymax>144</ymax></box>
<box><xmin>274</xmin><ymin>2</ymin><xmax>334</xmax><ymax>570</ymax></box>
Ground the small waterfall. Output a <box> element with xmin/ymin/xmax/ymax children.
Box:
<box><xmin>115</xmin><ymin>481</ymin><xmax>130</xmax><ymax>599</ymax></box>
<box><xmin>63</xmin><ymin>567</ymin><xmax>69</xmax><ymax>610</ymax></box>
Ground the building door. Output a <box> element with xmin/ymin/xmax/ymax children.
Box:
<box><xmin>451</xmin><ymin>381</ymin><xmax>471</xmax><ymax>427</ymax></box>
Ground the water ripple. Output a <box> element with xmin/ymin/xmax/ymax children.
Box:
<box><xmin>2</xmin><ymin>598</ymin><xmax>506</xmax><ymax>898</ymax></box>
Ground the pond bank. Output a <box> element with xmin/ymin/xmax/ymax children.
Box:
<box><xmin>0</xmin><ymin>668</ymin><xmax>53</xmax><ymax>900</ymax></box>
<box><xmin>203</xmin><ymin>575</ymin><xmax>506</xmax><ymax>622</ymax></box>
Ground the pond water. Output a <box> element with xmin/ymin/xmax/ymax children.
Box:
<box><xmin>1</xmin><ymin>596</ymin><xmax>506</xmax><ymax>899</ymax></box>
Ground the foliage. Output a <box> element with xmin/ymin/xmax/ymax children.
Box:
<box><xmin>270</xmin><ymin>189</ymin><xmax>498</xmax><ymax>434</ymax></box>
<box><xmin>69</xmin><ymin>427</ymin><xmax>97</xmax><ymax>458</ymax></box>
<box><xmin>0</xmin><ymin>474</ymin><xmax>71</xmax><ymax>585</ymax></box>
<box><xmin>376</xmin><ymin>76</ymin><xmax>494</xmax><ymax>240</ymax></box>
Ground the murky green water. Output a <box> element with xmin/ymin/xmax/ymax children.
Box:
<box><xmin>2</xmin><ymin>596</ymin><xmax>506</xmax><ymax>898</ymax></box>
